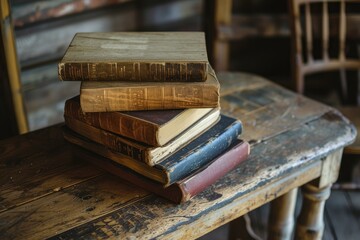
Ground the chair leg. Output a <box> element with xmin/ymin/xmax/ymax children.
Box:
<box><xmin>295</xmin><ymin>184</ymin><xmax>331</xmax><ymax>240</ymax></box>
<box><xmin>268</xmin><ymin>188</ymin><xmax>298</xmax><ymax>240</ymax></box>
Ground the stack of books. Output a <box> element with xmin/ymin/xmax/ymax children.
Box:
<box><xmin>59</xmin><ymin>32</ymin><xmax>250</xmax><ymax>203</ymax></box>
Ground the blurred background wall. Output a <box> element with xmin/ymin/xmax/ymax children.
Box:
<box><xmin>2</xmin><ymin>0</ymin><xmax>357</xmax><ymax>139</ymax></box>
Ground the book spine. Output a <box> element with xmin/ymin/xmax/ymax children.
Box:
<box><xmin>64</xmin><ymin>116</ymin><xmax>148</xmax><ymax>162</ymax></box>
<box><xmin>63</xmin><ymin>127</ymin><xmax>167</xmax><ymax>183</ymax></box>
<box><xmin>179</xmin><ymin>140</ymin><xmax>250</xmax><ymax>202</ymax></box>
<box><xmin>58</xmin><ymin>62</ymin><xmax>207</xmax><ymax>82</ymax></box>
<box><xmin>64</xmin><ymin>97</ymin><xmax>159</xmax><ymax>146</ymax></box>
<box><xmin>163</xmin><ymin>120</ymin><xmax>243</xmax><ymax>186</ymax></box>
<box><xmin>75</xmin><ymin>140</ymin><xmax>250</xmax><ymax>204</ymax></box>
<box><xmin>80</xmin><ymin>84</ymin><xmax>220</xmax><ymax>112</ymax></box>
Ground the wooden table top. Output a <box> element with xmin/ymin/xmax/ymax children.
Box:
<box><xmin>0</xmin><ymin>72</ymin><xmax>356</xmax><ymax>239</ymax></box>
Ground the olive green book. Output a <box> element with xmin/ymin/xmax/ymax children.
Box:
<box><xmin>58</xmin><ymin>32</ymin><xmax>208</xmax><ymax>82</ymax></box>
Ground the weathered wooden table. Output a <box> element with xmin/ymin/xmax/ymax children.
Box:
<box><xmin>0</xmin><ymin>72</ymin><xmax>356</xmax><ymax>240</ymax></box>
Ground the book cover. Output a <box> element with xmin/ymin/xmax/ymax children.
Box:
<box><xmin>64</xmin><ymin>96</ymin><xmax>217</xmax><ymax>146</ymax></box>
<box><xmin>64</xmin><ymin>108</ymin><xmax>220</xmax><ymax>166</ymax></box>
<box><xmin>79</xmin><ymin>66</ymin><xmax>220</xmax><ymax>112</ymax></box>
<box><xmin>63</xmin><ymin>115</ymin><xmax>243</xmax><ymax>186</ymax></box>
<box><xmin>75</xmin><ymin>139</ymin><xmax>250</xmax><ymax>203</ymax></box>
<box><xmin>58</xmin><ymin>32</ymin><xmax>208</xmax><ymax>82</ymax></box>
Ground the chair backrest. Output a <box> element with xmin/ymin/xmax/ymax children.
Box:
<box><xmin>290</xmin><ymin>0</ymin><xmax>360</xmax><ymax>94</ymax></box>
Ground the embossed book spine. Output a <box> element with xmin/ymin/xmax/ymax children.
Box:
<box><xmin>59</xmin><ymin>62</ymin><xmax>208</xmax><ymax>82</ymax></box>
<box><xmin>79</xmin><ymin>68</ymin><xmax>220</xmax><ymax>112</ymax></box>
<box><xmin>65</xmin><ymin>96</ymin><xmax>158</xmax><ymax>146</ymax></box>
<box><xmin>76</xmin><ymin>139</ymin><xmax>250</xmax><ymax>203</ymax></box>
<box><xmin>65</xmin><ymin>116</ymin><xmax>148</xmax><ymax>162</ymax></box>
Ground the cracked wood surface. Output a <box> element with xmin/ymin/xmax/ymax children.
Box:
<box><xmin>0</xmin><ymin>72</ymin><xmax>356</xmax><ymax>239</ymax></box>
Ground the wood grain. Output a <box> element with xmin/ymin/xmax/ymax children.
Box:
<box><xmin>0</xmin><ymin>125</ymin><xmax>102</xmax><ymax>212</ymax></box>
<box><xmin>16</xmin><ymin>7</ymin><xmax>137</xmax><ymax>67</ymax></box>
<box><xmin>324</xmin><ymin>190</ymin><xmax>360</xmax><ymax>239</ymax></box>
<box><xmin>1</xmin><ymin>109</ymin><xmax>355</xmax><ymax>239</ymax></box>
<box><xmin>0</xmin><ymin>175</ymin><xmax>149</xmax><ymax>240</ymax></box>
<box><xmin>12</xmin><ymin>0</ymin><xmax>132</xmax><ymax>27</ymax></box>
<box><xmin>0</xmin><ymin>72</ymin><xmax>356</xmax><ymax>239</ymax></box>
<box><xmin>218</xmin><ymin>72</ymin><xmax>332</xmax><ymax>143</ymax></box>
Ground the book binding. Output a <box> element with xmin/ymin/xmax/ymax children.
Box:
<box><xmin>75</xmin><ymin>139</ymin><xmax>250</xmax><ymax>203</ymax></box>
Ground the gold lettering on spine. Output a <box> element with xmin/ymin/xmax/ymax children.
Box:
<box><xmin>161</xmin><ymin>86</ymin><xmax>164</xmax><ymax>108</ymax></box>
<box><xmin>144</xmin><ymin>88</ymin><xmax>148</xmax><ymax>110</ymax></box>
<box><xmin>80</xmin><ymin>63</ymin><xmax>84</xmax><ymax>81</ymax></box>
<box><xmin>174</xmin><ymin>86</ymin><xmax>202</xmax><ymax>107</ymax></box>
<box><xmin>130</xmin><ymin>88</ymin><xmax>145</xmax><ymax>110</ymax></box>
<box><xmin>70</xmin><ymin>64</ymin><xmax>81</xmax><ymax>80</ymax></box>
<box><xmin>120</xmin><ymin>64</ymin><xmax>125</xmax><ymax>80</ymax></box>
<box><xmin>87</xmin><ymin>63</ymin><xmax>90</xmax><ymax>81</ymax></box>
<box><xmin>161</xmin><ymin>63</ymin><xmax>164</xmax><ymax>81</ymax></box>
<box><xmin>115</xmin><ymin>62</ymin><xmax>118</xmax><ymax>80</ymax></box>
<box><xmin>171</xmin><ymin>86</ymin><xmax>176</xmax><ymax>108</ymax></box>
<box><xmin>133</xmin><ymin>62</ymin><xmax>137</xmax><ymax>81</ymax></box>
<box><xmin>90</xmin><ymin>63</ymin><xmax>96</xmax><ymax>81</ymax></box>
<box><xmin>109</xmin><ymin>63</ymin><xmax>113</xmax><ymax>80</ymax></box>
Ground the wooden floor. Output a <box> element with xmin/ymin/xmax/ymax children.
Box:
<box><xmin>198</xmin><ymin>189</ymin><xmax>360</xmax><ymax>240</ymax></box>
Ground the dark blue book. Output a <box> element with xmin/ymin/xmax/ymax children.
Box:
<box><xmin>63</xmin><ymin>114</ymin><xmax>242</xmax><ymax>186</ymax></box>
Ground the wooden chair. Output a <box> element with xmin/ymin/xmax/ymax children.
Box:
<box><xmin>289</xmin><ymin>0</ymin><xmax>360</xmax><ymax>167</ymax></box>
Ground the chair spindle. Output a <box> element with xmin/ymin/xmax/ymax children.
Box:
<box><xmin>305</xmin><ymin>2</ymin><xmax>314</xmax><ymax>62</ymax></box>
<box><xmin>322</xmin><ymin>1</ymin><xmax>329</xmax><ymax>60</ymax></box>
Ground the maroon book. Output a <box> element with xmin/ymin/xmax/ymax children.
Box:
<box><xmin>75</xmin><ymin>139</ymin><xmax>250</xmax><ymax>203</ymax></box>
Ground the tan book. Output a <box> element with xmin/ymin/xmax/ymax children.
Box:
<box><xmin>65</xmin><ymin>96</ymin><xmax>217</xmax><ymax>146</ymax></box>
<box><xmin>80</xmin><ymin>66</ymin><xmax>220</xmax><ymax>112</ymax></box>
<box><xmin>58</xmin><ymin>32</ymin><xmax>208</xmax><ymax>82</ymax></box>
<box><xmin>64</xmin><ymin>108</ymin><xmax>220</xmax><ymax>166</ymax></box>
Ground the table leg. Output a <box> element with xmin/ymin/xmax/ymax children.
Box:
<box><xmin>295</xmin><ymin>149</ymin><xmax>343</xmax><ymax>240</ymax></box>
<box><xmin>295</xmin><ymin>183</ymin><xmax>331</xmax><ymax>240</ymax></box>
<box><xmin>268</xmin><ymin>188</ymin><xmax>298</xmax><ymax>240</ymax></box>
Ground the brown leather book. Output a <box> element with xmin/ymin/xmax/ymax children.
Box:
<box><xmin>64</xmin><ymin>109</ymin><xmax>220</xmax><ymax>166</ymax></box>
<box><xmin>79</xmin><ymin>66</ymin><xmax>220</xmax><ymax>112</ymax></box>
<box><xmin>58</xmin><ymin>32</ymin><xmax>208</xmax><ymax>82</ymax></box>
<box><xmin>64</xmin><ymin>96</ymin><xmax>218</xmax><ymax>146</ymax></box>
<box><xmin>75</xmin><ymin>139</ymin><xmax>250</xmax><ymax>203</ymax></box>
